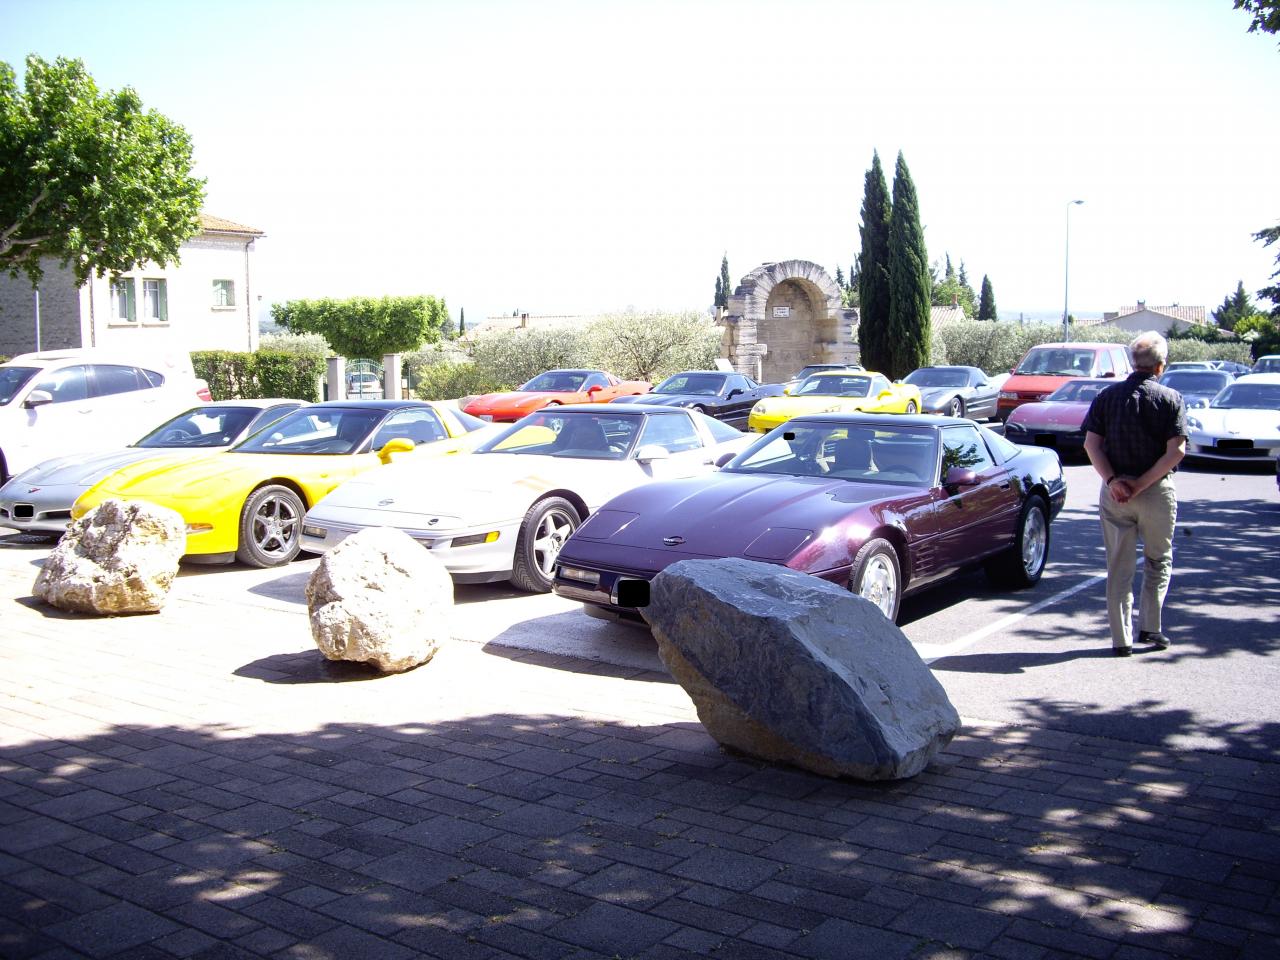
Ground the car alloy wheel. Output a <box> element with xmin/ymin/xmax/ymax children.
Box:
<box><xmin>511</xmin><ymin>496</ymin><xmax>580</xmax><ymax>593</ymax></box>
<box><xmin>850</xmin><ymin>537</ymin><xmax>901</xmax><ymax>621</ymax></box>
<box><xmin>948</xmin><ymin>397</ymin><xmax>964</xmax><ymax>418</ymax></box>
<box><xmin>1020</xmin><ymin>499</ymin><xmax>1048</xmax><ymax>578</ymax></box>
<box><xmin>985</xmin><ymin>493</ymin><xmax>1049</xmax><ymax>588</ymax></box>
<box><xmin>905</xmin><ymin>401</ymin><xmax>918</xmax><ymax>414</ymax></box>
<box><xmin>236</xmin><ymin>484</ymin><xmax>304</xmax><ymax>568</ymax></box>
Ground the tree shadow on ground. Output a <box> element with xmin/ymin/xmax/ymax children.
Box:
<box><xmin>2</xmin><ymin>709</ymin><xmax>1277</xmax><ymax>959</ymax></box>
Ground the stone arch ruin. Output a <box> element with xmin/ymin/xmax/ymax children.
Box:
<box><xmin>718</xmin><ymin>260</ymin><xmax>860</xmax><ymax>384</ymax></box>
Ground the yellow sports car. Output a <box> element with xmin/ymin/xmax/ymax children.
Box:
<box><xmin>72</xmin><ymin>400</ymin><xmax>494</xmax><ymax>567</ymax></box>
<box><xmin>747</xmin><ymin>370</ymin><xmax>922</xmax><ymax>432</ymax></box>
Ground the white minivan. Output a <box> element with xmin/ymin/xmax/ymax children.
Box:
<box><xmin>0</xmin><ymin>348</ymin><xmax>211</xmax><ymax>483</ymax></box>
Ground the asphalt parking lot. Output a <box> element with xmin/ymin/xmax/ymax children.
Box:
<box><xmin>2</xmin><ymin>456</ymin><xmax>1278</xmax><ymax>959</ymax></box>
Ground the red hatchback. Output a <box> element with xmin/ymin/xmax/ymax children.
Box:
<box><xmin>997</xmin><ymin>342</ymin><xmax>1131</xmax><ymax>420</ymax></box>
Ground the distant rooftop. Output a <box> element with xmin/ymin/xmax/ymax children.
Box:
<box><xmin>199</xmin><ymin>213</ymin><xmax>264</xmax><ymax>236</ymax></box>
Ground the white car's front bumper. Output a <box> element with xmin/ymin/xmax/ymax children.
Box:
<box><xmin>300</xmin><ymin>516</ymin><xmax>522</xmax><ymax>583</ymax></box>
<box><xmin>1186</xmin><ymin>431</ymin><xmax>1280</xmax><ymax>462</ymax></box>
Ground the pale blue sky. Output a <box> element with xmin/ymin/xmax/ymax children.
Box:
<box><xmin>3</xmin><ymin>0</ymin><xmax>1278</xmax><ymax>324</ymax></box>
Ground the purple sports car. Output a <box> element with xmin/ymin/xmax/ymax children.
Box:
<box><xmin>1002</xmin><ymin>378</ymin><xmax>1112</xmax><ymax>457</ymax></box>
<box><xmin>552</xmin><ymin>413</ymin><xmax>1066</xmax><ymax>623</ymax></box>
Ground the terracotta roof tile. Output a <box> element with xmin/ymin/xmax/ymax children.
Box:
<box><xmin>199</xmin><ymin>213</ymin><xmax>264</xmax><ymax>236</ymax></box>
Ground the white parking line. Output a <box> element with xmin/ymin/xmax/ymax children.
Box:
<box><xmin>915</xmin><ymin>573</ymin><xmax>1107</xmax><ymax>663</ymax></box>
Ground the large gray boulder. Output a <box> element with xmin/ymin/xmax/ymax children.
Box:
<box><xmin>33</xmin><ymin>499</ymin><xmax>186</xmax><ymax>614</ymax></box>
<box><xmin>306</xmin><ymin>527</ymin><xmax>453</xmax><ymax>673</ymax></box>
<box><xmin>643</xmin><ymin>558</ymin><xmax>960</xmax><ymax>780</ymax></box>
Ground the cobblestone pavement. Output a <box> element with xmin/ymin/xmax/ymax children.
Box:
<box><xmin>1</xmin><ymin>537</ymin><xmax>1277</xmax><ymax>959</ymax></box>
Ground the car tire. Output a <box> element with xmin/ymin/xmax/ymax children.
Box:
<box><xmin>510</xmin><ymin>496</ymin><xmax>580</xmax><ymax>593</ymax></box>
<box><xmin>0</xmin><ymin>449</ymin><xmax>8</xmax><ymax>486</ymax></box>
<box><xmin>905</xmin><ymin>401</ymin><xmax>918</xmax><ymax>414</ymax></box>
<box><xmin>948</xmin><ymin>397</ymin><xmax>964</xmax><ymax>418</ymax></box>
<box><xmin>236</xmin><ymin>484</ymin><xmax>305</xmax><ymax>568</ymax></box>
<box><xmin>985</xmin><ymin>493</ymin><xmax>1049</xmax><ymax>588</ymax></box>
<box><xmin>691</xmin><ymin>405</ymin><xmax>707</xmax><ymax>415</ymax></box>
<box><xmin>849</xmin><ymin>537</ymin><xmax>902</xmax><ymax>622</ymax></box>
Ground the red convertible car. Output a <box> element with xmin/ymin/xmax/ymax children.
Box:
<box><xmin>463</xmin><ymin>369</ymin><xmax>651</xmax><ymax>422</ymax></box>
<box><xmin>553</xmin><ymin>413</ymin><xmax>1066</xmax><ymax>623</ymax></box>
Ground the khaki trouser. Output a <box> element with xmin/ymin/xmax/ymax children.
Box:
<box><xmin>1099</xmin><ymin>475</ymin><xmax>1177</xmax><ymax>650</ymax></box>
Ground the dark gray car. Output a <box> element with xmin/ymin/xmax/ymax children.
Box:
<box><xmin>903</xmin><ymin>365</ymin><xmax>1000</xmax><ymax>420</ymax></box>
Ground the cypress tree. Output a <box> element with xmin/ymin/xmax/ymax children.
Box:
<box><xmin>835</xmin><ymin>266</ymin><xmax>846</xmax><ymax>290</ymax></box>
<box><xmin>857</xmin><ymin>151</ymin><xmax>892</xmax><ymax>374</ymax></box>
<box><xmin>887</xmin><ymin>152</ymin><xmax>931</xmax><ymax>380</ymax></box>
<box><xmin>978</xmin><ymin>275</ymin><xmax>998</xmax><ymax>321</ymax></box>
<box><xmin>459</xmin><ymin>306</ymin><xmax>466</xmax><ymax>336</ymax></box>
<box><xmin>714</xmin><ymin>275</ymin><xmax>723</xmax><ymax>309</ymax></box>
<box><xmin>718</xmin><ymin>254</ymin><xmax>732</xmax><ymax>308</ymax></box>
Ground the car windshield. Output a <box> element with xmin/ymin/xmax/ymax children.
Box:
<box><xmin>520</xmin><ymin>371</ymin><xmax>588</xmax><ymax>392</ymax></box>
<box><xmin>0</xmin><ymin>366</ymin><xmax>39</xmax><ymax>405</ymax></box>
<box><xmin>1252</xmin><ymin>358</ymin><xmax>1280</xmax><ymax>374</ymax></box>
<box><xmin>1210</xmin><ymin>383</ymin><xmax>1280</xmax><ymax>410</ymax></box>
<box><xmin>793</xmin><ymin>374</ymin><xmax>871</xmax><ymax>398</ymax></box>
<box><xmin>135</xmin><ymin>406</ymin><xmax>260</xmax><ymax>448</ymax></box>
<box><xmin>1045</xmin><ymin>380</ymin><xmax>1108</xmax><ymax>402</ymax></box>
<box><xmin>725</xmin><ymin>421</ymin><xmax>938</xmax><ymax>485</ymax></box>
<box><xmin>654</xmin><ymin>373</ymin><xmax>725</xmax><ymax>396</ymax></box>
<box><xmin>476</xmin><ymin>410</ymin><xmax>640</xmax><ymax>460</ymax></box>
<box><xmin>1160</xmin><ymin>372</ymin><xmax>1231</xmax><ymax>393</ymax></box>
<box><xmin>1016</xmin><ymin>348</ymin><xmax>1097</xmax><ymax>376</ymax></box>
<box><xmin>905</xmin><ymin>369</ymin><xmax>969</xmax><ymax>388</ymax></box>
<box><xmin>233</xmin><ymin>408</ymin><xmax>384</xmax><ymax>454</ymax></box>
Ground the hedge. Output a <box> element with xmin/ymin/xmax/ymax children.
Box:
<box><xmin>192</xmin><ymin>350</ymin><xmax>325</xmax><ymax>402</ymax></box>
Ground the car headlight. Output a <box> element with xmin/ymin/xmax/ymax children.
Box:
<box><xmin>753</xmin><ymin>402</ymin><xmax>769</xmax><ymax>414</ymax></box>
<box><xmin>1187</xmin><ymin>416</ymin><xmax>1202</xmax><ymax>430</ymax></box>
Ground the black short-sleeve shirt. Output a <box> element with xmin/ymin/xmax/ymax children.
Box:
<box><xmin>1082</xmin><ymin>371</ymin><xmax>1188</xmax><ymax>477</ymax></box>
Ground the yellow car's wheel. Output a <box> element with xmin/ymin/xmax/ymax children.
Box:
<box><xmin>905</xmin><ymin>400</ymin><xmax>918</xmax><ymax>414</ymax></box>
<box><xmin>236</xmin><ymin>484</ymin><xmax>304</xmax><ymax>568</ymax></box>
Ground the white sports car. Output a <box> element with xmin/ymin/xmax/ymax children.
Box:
<box><xmin>1185</xmin><ymin>373</ymin><xmax>1280</xmax><ymax>463</ymax></box>
<box><xmin>300</xmin><ymin>404</ymin><xmax>752</xmax><ymax>591</ymax></box>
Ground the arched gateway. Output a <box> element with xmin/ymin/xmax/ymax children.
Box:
<box><xmin>718</xmin><ymin>260</ymin><xmax>860</xmax><ymax>384</ymax></box>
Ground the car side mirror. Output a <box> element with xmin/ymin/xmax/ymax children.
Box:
<box><xmin>634</xmin><ymin>444</ymin><xmax>670</xmax><ymax>463</ymax></box>
<box><xmin>377</xmin><ymin>437</ymin><xmax>416</xmax><ymax>464</ymax></box>
<box><xmin>1102</xmin><ymin>371</ymin><xmax>1115</xmax><ymax>378</ymax></box>
<box><xmin>586</xmin><ymin>384</ymin><xmax>604</xmax><ymax>395</ymax></box>
<box><xmin>944</xmin><ymin>467</ymin><xmax>980</xmax><ymax>488</ymax></box>
<box><xmin>22</xmin><ymin>390</ymin><xmax>53</xmax><ymax>408</ymax></box>
<box><xmin>878</xmin><ymin>390</ymin><xmax>894</xmax><ymax>399</ymax></box>
<box><xmin>726</xmin><ymin>388</ymin><xmax>742</xmax><ymax>399</ymax></box>
<box><xmin>714</xmin><ymin>450</ymin><xmax>736</xmax><ymax>468</ymax></box>
<box><xmin>782</xmin><ymin>387</ymin><xmax>792</xmax><ymax>395</ymax></box>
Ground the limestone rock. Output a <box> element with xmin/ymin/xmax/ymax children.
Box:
<box><xmin>643</xmin><ymin>557</ymin><xmax>960</xmax><ymax>780</ymax></box>
<box><xmin>33</xmin><ymin>499</ymin><xmax>186</xmax><ymax>614</ymax></box>
<box><xmin>306</xmin><ymin>527</ymin><xmax>453</xmax><ymax>673</ymax></box>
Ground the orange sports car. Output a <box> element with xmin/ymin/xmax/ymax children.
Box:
<box><xmin>462</xmin><ymin>369</ymin><xmax>651</xmax><ymax>422</ymax></box>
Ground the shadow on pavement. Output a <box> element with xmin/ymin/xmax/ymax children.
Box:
<box><xmin>1</xmin><ymin>713</ymin><xmax>1277</xmax><ymax>958</ymax></box>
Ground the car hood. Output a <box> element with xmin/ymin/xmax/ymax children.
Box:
<box><xmin>5</xmin><ymin>448</ymin><xmax>198</xmax><ymax>488</ymax></box>
<box><xmin>757</xmin><ymin>395</ymin><xmax>873</xmax><ymax>416</ymax></box>
<box><xmin>1003</xmin><ymin>374</ymin><xmax>1082</xmax><ymax>395</ymax></box>
<box><xmin>917</xmin><ymin>386</ymin><xmax>966</xmax><ymax>402</ymax></box>
<box><xmin>1192</xmin><ymin>408</ymin><xmax>1280</xmax><ymax>438</ymax></box>
<box><xmin>624</xmin><ymin>393</ymin><xmax>704</xmax><ymax>407</ymax></box>
<box><xmin>308</xmin><ymin>452</ymin><xmax>626</xmax><ymax>527</ymax></box>
<box><xmin>1007</xmin><ymin>400</ymin><xmax>1089</xmax><ymax>429</ymax></box>
<box><xmin>466</xmin><ymin>391</ymin><xmax>571</xmax><ymax>413</ymax></box>
<box><xmin>568</xmin><ymin>472</ymin><xmax>919</xmax><ymax>562</ymax></box>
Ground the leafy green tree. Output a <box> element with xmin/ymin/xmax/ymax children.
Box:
<box><xmin>271</xmin><ymin>295</ymin><xmax>450</xmax><ymax>359</ymax></box>
<box><xmin>978</xmin><ymin>275</ymin><xmax>997</xmax><ymax>321</ymax></box>
<box><xmin>1235</xmin><ymin>0</ymin><xmax>1280</xmax><ymax>40</ymax></box>
<box><xmin>1254</xmin><ymin>225</ymin><xmax>1280</xmax><ymax>317</ymax></box>
<box><xmin>887</xmin><ymin>152</ymin><xmax>932</xmax><ymax>379</ymax></box>
<box><xmin>1235</xmin><ymin>312</ymin><xmax>1280</xmax><ymax>356</ymax></box>
<box><xmin>843</xmin><ymin>262</ymin><xmax>860</xmax><ymax>308</ymax></box>
<box><xmin>0</xmin><ymin>54</ymin><xmax>205</xmax><ymax>285</ymax></box>
<box><xmin>587</xmin><ymin>311</ymin><xmax>720</xmax><ymax>381</ymax></box>
<box><xmin>959</xmin><ymin>260</ymin><xmax>978</xmax><ymax>314</ymax></box>
<box><xmin>1212</xmin><ymin>281</ymin><xmax>1255</xmax><ymax>328</ymax></box>
<box><xmin>717</xmin><ymin>254</ymin><xmax>731</xmax><ymax>308</ymax></box>
<box><xmin>857</xmin><ymin>151</ymin><xmax>892</xmax><ymax>373</ymax></box>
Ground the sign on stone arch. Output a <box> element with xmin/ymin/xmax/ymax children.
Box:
<box><xmin>717</xmin><ymin>260</ymin><xmax>860</xmax><ymax>384</ymax></box>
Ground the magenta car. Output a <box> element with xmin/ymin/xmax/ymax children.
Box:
<box><xmin>1001</xmin><ymin>378</ymin><xmax>1112</xmax><ymax>458</ymax></box>
<box><xmin>553</xmin><ymin>413</ymin><xmax>1066</xmax><ymax>623</ymax></box>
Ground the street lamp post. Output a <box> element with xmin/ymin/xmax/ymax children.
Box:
<box><xmin>1062</xmin><ymin>199</ymin><xmax>1084</xmax><ymax>342</ymax></box>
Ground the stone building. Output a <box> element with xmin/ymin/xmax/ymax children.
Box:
<box><xmin>717</xmin><ymin>260</ymin><xmax>859</xmax><ymax>383</ymax></box>
<box><xmin>0</xmin><ymin>214</ymin><xmax>264</xmax><ymax>357</ymax></box>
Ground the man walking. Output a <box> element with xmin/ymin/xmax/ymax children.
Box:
<box><xmin>1082</xmin><ymin>331</ymin><xmax>1188</xmax><ymax>657</ymax></box>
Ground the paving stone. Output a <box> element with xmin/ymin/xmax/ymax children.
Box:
<box><xmin>546</xmin><ymin>900</ymin><xmax>681</xmax><ymax>955</ymax></box>
<box><xmin>43</xmin><ymin>901</ymin><xmax>180</xmax><ymax>957</ymax></box>
<box><xmin>669</xmin><ymin>847</ymin><xmax>781</xmax><ymax>892</ymax></box>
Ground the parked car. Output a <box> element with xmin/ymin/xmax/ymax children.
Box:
<box><xmin>748</xmin><ymin>370</ymin><xmax>922</xmax><ymax>432</ymax></box>
<box><xmin>996</xmin><ymin>342</ymin><xmax>1132</xmax><ymax>421</ymax></box>
<box><xmin>783</xmin><ymin>362</ymin><xmax>863</xmax><ymax>390</ymax></box>
<box><xmin>300</xmin><ymin>405</ymin><xmax>752</xmax><ymax>592</ymax></box>
<box><xmin>1184</xmin><ymin>373</ymin><xmax>1280</xmax><ymax>463</ymax></box>
<box><xmin>614</xmin><ymin>370</ymin><xmax>784</xmax><ymax>429</ymax></box>
<box><xmin>1209</xmin><ymin>360</ymin><xmax>1251</xmax><ymax>377</ymax></box>
<box><xmin>1002</xmin><ymin>378</ymin><xmax>1112</xmax><ymax>458</ymax></box>
<box><xmin>1252</xmin><ymin>355</ymin><xmax>1280</xmax><ymax>375</ymax></box>
<box><xmin>0</xmin><ymin>399</ymin><xmax>304</xmax><ymax>536</ymax></box>
<box><xmin>72</xmin><ymin>401</ymin><xmax>493</xmax><ymax>567</ymax></box>
<box><xmin>1164</xmin><ymin>361</ymin><xmax>1215</xmax><ymax>372</ymax></box>
<box><xmin>346</xmin><ymin>371</ymin><xmax>384</xmax><ymax>399</ymax></box>
<box><xmin>1157</xmin><ymin>369</ymin><xmax>1234</xmax><ymax>409</ymax></box>
<box><xmin>552</xmin><ymin>413</ymin><xmax>1066</xmax><ymax>623</ymax></box>
<box><xmin>0</xmin><ymin>348</ymin><xmax>211</xmax><ymax>483</ymax></box>
<box><xmin>462</xmin><ymin>370</ymin><xmax>651</xmax><ymax>422</ymax></box>
<box><xmin>903</xmin><ymin>365</ymin><xmax>1000</xmax><ymax>420</ymax></box>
